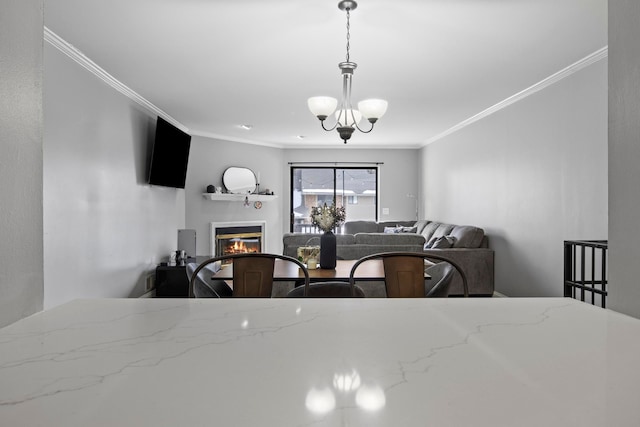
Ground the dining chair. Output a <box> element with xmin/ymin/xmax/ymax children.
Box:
<box><xmin>286</xmin><ymin>281</ymin><xmax>365</xmax><ymax>298</ymax></box>
<box><xmin>185</xmin><ymin>261</ymin><xmax>232</xmax><ymax>298</ymax></box>
<box><xmin>349</xmin><ymin>252</ymin><xmax>469</xmax><ymax>298</ymax></box>
<box><xmin>188</xmin><ymin>253</ymin><xmax>309</xmax><ymax>298</ymax></box>
<box><xmin>424</xmin><ymin>262</ymin><xmax>455</xmax><ymax>297</ymax></box>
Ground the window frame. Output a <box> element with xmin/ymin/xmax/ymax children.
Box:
<box><xmin>289</xmin><ymin>166</ymin><xmax>379</xmax><ymax>233</ymax></box>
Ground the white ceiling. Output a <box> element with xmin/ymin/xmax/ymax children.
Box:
<box><xmin>44</xmin><ymin>0</ymin><xmax>607</xmax><ymax>149</ymax></box>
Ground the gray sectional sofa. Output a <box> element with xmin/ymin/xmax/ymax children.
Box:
<box><xmin>282</xmin><ymin>220</ymin><xmax>494</xmax><ymax>297</ymax></box>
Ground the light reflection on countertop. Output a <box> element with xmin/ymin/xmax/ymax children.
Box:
<box><xmin>305</xmin><ymin>368</ymin><xmax>385</xmax><ymax>415</ymax></box>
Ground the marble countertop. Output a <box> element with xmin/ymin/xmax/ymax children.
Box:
<box><xmin>1</xmin><ymin>298</ymin><xmax>640</xmax><ymax>426</ymax></box>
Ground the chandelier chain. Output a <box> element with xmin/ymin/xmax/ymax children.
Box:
<box><xmin>345</xmin><ymin>8</ymin><xmax>351</xmax><ymax>62</ymax></box>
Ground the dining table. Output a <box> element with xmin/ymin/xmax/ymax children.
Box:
<box><xmin>1</xmin><ymin>297</ymin><xmax>640</xmax><ymax>426</ymax></box>
<box><xmin>211</xmin><ymin>258</ymin><xmax>432</xmax><ymax>282</ymax></box>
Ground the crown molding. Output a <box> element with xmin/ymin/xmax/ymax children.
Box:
<box><xmin>43</xmin><ymin>27</ymin><xmax>188</xmax><ymax>133</ymax></box>
<box><xmin>189</xmin><ymin>131</ymin><xmax>286</xmax><ymax>149</ymax></box>
<box><xmin>423</xmin><ymin>46</ymin><xmax>608</xmax><ymax>146</ymax></box>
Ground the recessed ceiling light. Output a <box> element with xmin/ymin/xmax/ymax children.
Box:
<box><xmin>239</xmin><ymin>124</ymin><xmax>252</xmax><ymax>130</ymax></box>
<box><xmin>296</xmin><ymin>135</ymin><xmax>305</xmax><ymax>140</ymax></box>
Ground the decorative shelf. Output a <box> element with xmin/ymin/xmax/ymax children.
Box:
<box><xmin>202</xmin><ymin>193</ymin><xmax>278</xmax><ymax>202</ymax></box>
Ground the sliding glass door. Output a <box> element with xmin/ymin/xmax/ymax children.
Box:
<box><xmin>290</xmin><ymin>167</ymin><xmax>378</xmax><ymax>233</ymax></box>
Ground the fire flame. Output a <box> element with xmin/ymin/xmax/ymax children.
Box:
<box><xmin>225</xmin><ymin>240</ymin><xmax>259</xmax><ymax>255</ymax></box>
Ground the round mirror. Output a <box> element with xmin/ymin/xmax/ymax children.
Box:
<box><xmin>223</xmin><ymin>167</ymin><xmax>256</xmax><ymax>194</ymax></box>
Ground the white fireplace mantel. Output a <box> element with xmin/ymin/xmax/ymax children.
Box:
<box><xmin>202</xmin><ymin>193</ymin><xmax>278</xmax><ymax>202</ymax></box>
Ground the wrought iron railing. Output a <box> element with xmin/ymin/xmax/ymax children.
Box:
<box><xmin>564</xmin><ymin>240</ymin><xmax>608</xmax><ymax>308</ymax></box>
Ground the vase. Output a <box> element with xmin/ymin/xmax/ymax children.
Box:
<box><xmin>320</xmin><ymin>230</ymin><xmax>337</xmax><ymax>269</ymax></box>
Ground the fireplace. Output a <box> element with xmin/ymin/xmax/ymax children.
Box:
<box><xmin>210</xmin><ymin>221</ymin><xmax>266</xmax><ymax>260</ymax></box>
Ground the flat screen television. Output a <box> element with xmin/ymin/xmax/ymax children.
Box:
<box><xmin>148</xmin><ymin>116</ymin><xmax>191</xmax><ymax>188</ymax></box>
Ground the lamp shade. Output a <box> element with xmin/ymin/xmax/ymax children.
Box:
<box><xmin>335</xmin><ymin>109</ymin><xmax>362</xmax><ymax>126</ymax></box>
<box><xmin>308</xmin><ymin>96</ymin><xmax>338</xmax><ymax>118</ymax></box>
<box><xmin>357</xmin><ymin>99</ymin><xmax>388</xmax><ymax>120</ymax></box>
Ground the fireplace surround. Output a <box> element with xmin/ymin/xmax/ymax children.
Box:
<box><xmin>210</xmin><ymin>221</ymin><xmax>266</xmax><ymax>258</ymax></box>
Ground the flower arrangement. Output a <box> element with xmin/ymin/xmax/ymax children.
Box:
<box><xmin>310</xmin><ymin>203</ymin><xmax>346</xmax><ymax>233</ymax></box>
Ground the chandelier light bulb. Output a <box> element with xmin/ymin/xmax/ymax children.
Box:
<box><xmin>335</xmin><ymin>109</ymin><xmax>362</xmax><ymax>127</ymax></box>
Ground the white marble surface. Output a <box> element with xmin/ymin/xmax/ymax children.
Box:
<box><xmin>1</xmin><ymin>298</ymin><xmax>640</xmax><ymax>426</ymax></box>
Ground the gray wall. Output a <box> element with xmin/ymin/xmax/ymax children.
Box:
<box><xmin>608</xmin><ymin>1</ymin><xmax>640</xmax><ymax>317</ymax></box>
<box><xmin>0</xmin><ymin>0</ymin><xmax>44</xmax><ymax>327</ymax></box>
<box><xmin>43</xmin><ymin>45</ymin><xmax>185</xmax><ymax>308</ymax></box>
<box><xmin>421</xmin><ymin>59</ymin><xmax>608</xmax><ymax>297</ymax></box>
<box><xmin>185</xmin><ymin>137</ymin><xmax>285</xmax><ymax>255</ymax></box>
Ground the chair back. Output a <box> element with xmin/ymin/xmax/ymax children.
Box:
<box><xmin>349</xmin><ymin>252</ymin><xmax>469</xmax><ymax>298</ymax></box>
<box><xmin>425</xmin><ymin>262</ymin><xmax>455</xmax><ymax>298</ymax></box>
<box><xmin>382</xmin><ymin>256</ymin><xmax>427</xmax><ymax>297</ymax></box>
<box><xmin>232</xmin><ymin>256</ymin><xmax>275</xmax><ymax>297</ymax></box>
<box><xmin>188</xmin><ymin>253</ymin><xmax>309</xmax><ymax>298</ymax></box>
<box><xmin>286</xmin><ymin>281</ymin><xmax>365</xmax><ymax>298</ymax></box>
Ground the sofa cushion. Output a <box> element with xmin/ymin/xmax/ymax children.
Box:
<box><xmin>414</xmin><ymin>220</ymin><xmax>430</xmax><ymax>234</ymax></box>
<box><xmin>449</xmin><ymin>225</ymin><xmax>485</xmax><ymax>248</ymax></box>
<box><xmin>420</xmin><ymin>222</ymin><xmax>441</xmax><ymax>241</ymax></box>
<box><xmin>431</xmin><ymin>223</ymin><xmax>455</xmax><ymax>239</ymax></box>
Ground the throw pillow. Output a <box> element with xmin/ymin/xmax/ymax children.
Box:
<box><xmin>448</xmin><ymin>225</ymin><xmax>485</xmax><ymax>248</ymax></box>
<box><xmin>424</xmin><ymin>235</ymin><xmax>439</xmax><ymax>249</ymax></box>
<box><xmin>398</xmin><ymin>225</ymin><xmax>418</xmax><ymax>233</ymax></box>
<box><xmin>430</xmin><ymin>236</ymin><xmax>457</xmax><ymax>249</ymax></box>
<box><xmin>383</xmin><ymin>226</ymin><xmax>402</xmax><ymax>233</ymax></box>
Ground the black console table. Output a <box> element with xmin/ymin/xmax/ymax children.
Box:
<box><xmin>155</xmin><ymin>256</ymin><xmax>208</xmax><ymax>297</ymax></box>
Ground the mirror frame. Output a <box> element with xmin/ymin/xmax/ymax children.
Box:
<box><xmin>222</xmin><ymin>167</ymin><xmax>256</xmax><ymax>194</ymax></box>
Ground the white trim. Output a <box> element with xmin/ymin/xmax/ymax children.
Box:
<box><xmin>423</xmin><ymin>46</ymin><xmax>609</xmax><ymax>146</ymax></box>
<box><xmin>190</xmin><ymin>130</ymin><xmax>286</xmax><ymax>148</ymax></box>
<box><xmin>43</xmin><ymin>26</ymin><xmax>188</xmax><ymax>133</ymax></box>
<box><xmin>210</xmin><ymin>221</ymin><xmax>266</xmax><ymax>257</ymax></box>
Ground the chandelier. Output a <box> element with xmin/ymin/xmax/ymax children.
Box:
<box><xmin>307</xmin><ymin>1</ymin><xmax>388</xmax><ymax>144</ymax></box>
